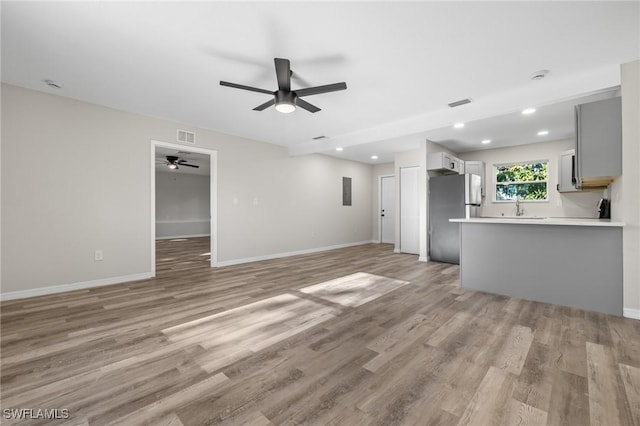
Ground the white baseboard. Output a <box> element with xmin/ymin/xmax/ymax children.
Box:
<box><xmin>419</xmin><ymin>256</ymin><xmax>429</xmax><ymax>262</ymax></box>
<box><xmin>0</xmin><ymin>272</ymin><xmax>153</xmax><ymax>301</ymax></box>
<box><xmin>216</xmin><ymin>240</ymin><xmax>375</xmax><ymax>267</ymax></box>
<box><xmin>623</xmin><ymin>308</ymin><xmax>640</xmax><ymax>320</ymax></box>
<box><xmin>156</xmin><ymin>234</ymin><xmax>210</xmax><ymax>240</ymax></box>
<box><xmin>372</xmin><ymin>240</ymin><xmax>381</xmax><ymax>244</ymax></box>
<box><xmin>393</xmin><ymin>248</ymin><xmax>400</xmax><ymax>253</ymax></box>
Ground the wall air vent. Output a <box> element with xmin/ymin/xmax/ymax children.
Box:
<box><xmin>448</xmin><ymin>98</ymin><xmax>473</xmax><ymax>108</ymax></box>
<box><xmin>177</xmin><ymin>129</ymin><xmax>196</xmax><ymax>144</ymax></box>
<box><xmin>312</xmin><ymin>135</ymin><xmax>327</xmax><ymax>140</ymax></box>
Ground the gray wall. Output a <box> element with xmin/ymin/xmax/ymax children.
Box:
<box><xmin>1</xmin><ymin>84</ymin><xmax>374</xmax><ymax>294</ymax></box>
<box><xmin>156</xmin><ymin>171</ymin><xmax>211</xmax><ymax>239</ymax></box>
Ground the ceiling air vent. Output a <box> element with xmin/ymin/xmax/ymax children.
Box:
<box><xmin>312</xmin><ymin>135</ymin><xmax>327</xmax><ymax>140</ymax></box>
<box><xmin>448</xmin><ymin>98</ymin><xmax>473</xmax><ymax>108</ymax></box>
<box><xmin>177</xmin><ymin>129</ymin><xmax>195</xmax><ymax>144</ymax></box>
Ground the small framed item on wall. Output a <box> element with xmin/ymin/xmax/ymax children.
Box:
<box><xmin>342</xmin><ymin>177</ymin><xmax>352</xmax><ymax>206</ymax></box>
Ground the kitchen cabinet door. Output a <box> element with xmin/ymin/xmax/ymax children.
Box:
<box><xmin>575</xmin><ymin>96</ymin><xmax>622</xmax><ymax>187</ymax></box>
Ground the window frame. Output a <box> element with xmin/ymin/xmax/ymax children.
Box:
<box><xmin>492</xmin><ymin>159</ymin><xmax>549</xmax><ymax>203</ymax></box>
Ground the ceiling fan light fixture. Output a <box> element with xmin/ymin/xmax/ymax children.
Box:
<box><xmin>168</xmin><ymin>163</ymin><xmax>178</xmax><ymax>170</ymax></box>
<box><xmin>275</xmin><ymin>90</ymin><xmax>297</xmax><ymax>114</ymax></box>
<box><xmin>275</xmin><ymin>102</ymin><xmax>296</xmax><ymax>114</ymax></box>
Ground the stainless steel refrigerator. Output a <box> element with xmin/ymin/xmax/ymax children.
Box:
<box><xmin>428</xmin><ymin>174</ymin><xmax>482</xmax><ymax>264</ymax></box>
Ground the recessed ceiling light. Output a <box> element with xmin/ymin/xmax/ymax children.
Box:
<box><xmin>371</xmin><ymin>155</ymin><xmax>378</xmax><ymax>160</ymax></box>
<box><xmin>481</xmin><ymin>139</ymin><xmax>491</xmax><ymax>145</ymax></box>
<box><xmin>336</xmin><ymin>147</ymin><xmax>344</xmax><ymax>152</ymax></box>
<box><xmin>454</xmin><ymin>122</ymin><xmax>465</xmax><ymax>129</ymax></box>
<box><xmin>522</xmin><ymin>108</ymin><xmax>536</xmax><ymax>115</ymax></box>
<box><xmin>44</xmin><ymin>79</ymin><xmax>63</xmax><ymax>89</ymax></box>
<box><xmin>537</xmin><ymin>130</ymin><xmax>549</xmax><ymax>136</ymax></box>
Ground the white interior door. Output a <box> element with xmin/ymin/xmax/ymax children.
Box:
<box><xmin>380</xmin><ymin>176</ymin><xmax>395</xmax><ymax>243</ymax></box>
<box><xmin>400</xmin><ymin>166</ymin><xmax>420</xmax><ymax>254</ymax></box>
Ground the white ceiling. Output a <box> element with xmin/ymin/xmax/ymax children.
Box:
<box><xmin>2</xmin><ymin>2</ymin><xmax>638</xmax><ymax>164</ymax></box>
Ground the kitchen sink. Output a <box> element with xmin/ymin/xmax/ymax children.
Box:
<box><xmin>481</xmin><ymin>216</ymin><xmax>546</xmax><ymax>219</ymax></box>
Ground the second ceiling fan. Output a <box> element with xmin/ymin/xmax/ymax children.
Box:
<box><xmin>220</xmin><ymin>58</ymin><xmax>347</xmax><ymax>114</ymax></box>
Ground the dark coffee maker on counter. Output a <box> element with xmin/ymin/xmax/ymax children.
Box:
<box><xmin>598</xmin><ymin>198</ymin><xmax>611</xmax><ymax>219</ymax></box>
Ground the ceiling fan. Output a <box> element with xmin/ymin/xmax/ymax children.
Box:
<box><xmin>220</xmin><ymin>58</ymin><xmax>347</xmax><ymax>114</ymax></box>
<box><xmin>162</xmin><ymin>155</ymin><xmax>199</xmax><ymax>170</ymax></box>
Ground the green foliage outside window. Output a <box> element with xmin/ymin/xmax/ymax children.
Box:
<box><xmin>495</xmin><ymin>162</ymin><xmax>548</xmax><ymax>201</ymax></box>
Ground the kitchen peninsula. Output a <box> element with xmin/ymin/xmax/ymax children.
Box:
<box><xmin>450</xmin><ymin>217</ymin><xmax>624</xmax><ymax>315</ymax></box>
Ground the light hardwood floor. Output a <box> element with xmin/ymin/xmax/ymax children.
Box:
<box><xmin>1</xmin><ymin>238</ymin><xmax>639</xmax><ymax>425</ymax></box>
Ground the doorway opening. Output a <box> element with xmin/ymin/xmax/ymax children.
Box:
<box><xmin>150</xmin><ymin>140</ymin><xmax>218</xmax><ymax>276</ymax></box>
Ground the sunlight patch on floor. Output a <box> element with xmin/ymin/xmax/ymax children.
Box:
<box><xmin>160</xmin><ymin>272</ymin><xmax>409</xmax><ymax>373</ymax></box>
<box><xmin>299</xmin><ymin>272</ymin><xmax>410</xmax><ymax>307</ymax></box>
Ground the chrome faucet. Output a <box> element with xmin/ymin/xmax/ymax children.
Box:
<box><xmin>515</xmin><ymin>197</ymin><xmax>524</xmax><ymax>216</ymax></box>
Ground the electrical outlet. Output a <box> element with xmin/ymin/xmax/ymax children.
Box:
<box><xmin>94</xmin><ymin>250</ymin><xmax>104</xmax><ymax>261</ymax></box>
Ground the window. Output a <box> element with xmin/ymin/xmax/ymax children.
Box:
<box><xmin>494</xmin><ymin>161</ymin><xmax>548</xmax><ymax>201</ymax></box>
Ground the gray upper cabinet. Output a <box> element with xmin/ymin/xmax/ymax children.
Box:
<box><xmin>575</xmin><ymin>96</ymin><xmax>622</xmax><ymax>188</ymax></box>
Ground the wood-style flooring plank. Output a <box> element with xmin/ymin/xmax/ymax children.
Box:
<box><xmin>503</xmin><ymin>398</ymin><xmax>548</xmax><ymax>426</ymax></box>
<box><xmin>494</xmin><ymin>325</ymin><xmax>534</xmax><ymax>375</ymax></box>
<box><xmin>619</xmin><ymin>363</ymin><xmax>640</xmax><ymax>426</ymax></box>
<box><xmin>455</xmin><ymin>366</ymin><xmax>514</xmax><ymax>426</ymax></box>
<box><xmin>546</xmin><ymin>370</ymin><xmax>590</xmax><ymax>426</ymax></box>
<box><xmin>587</xmin><ymin>342</ymin><xmax>634</xmax><ymax>426</ymax></box>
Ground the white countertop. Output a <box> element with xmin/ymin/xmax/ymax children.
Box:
<box><xmin>449</xmin><ymin>217</ymin><xmax>624</xmax><ymax>227</ymax></box>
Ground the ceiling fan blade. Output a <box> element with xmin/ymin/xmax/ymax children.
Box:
<box><xmin>220</xmin><ymin>81</ymin><xmax>273</xmax><ymax>95</ymax></box>
<box><xmin>179</xmin><ymin>163</ymin><xmax>200</xmax><ymax>168</ymax></box>
<box><xmin>295</xmin><ymin>82</ymin><xmax>347</xmax><ymax>97</ymax></box>
<box><xmin>253</xmin><ymin>98</ymin><xmax>276</xmax><ymax>111</ymax></box>
<box><xmin>274</xmin><ymin>58</ymin><xmax>291</xmax><ymax>92</ymax></box>
<box><xmin>296</xmin><ymin>98</ymin><xmax>321</xmax><ymax>113</ymax></box>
